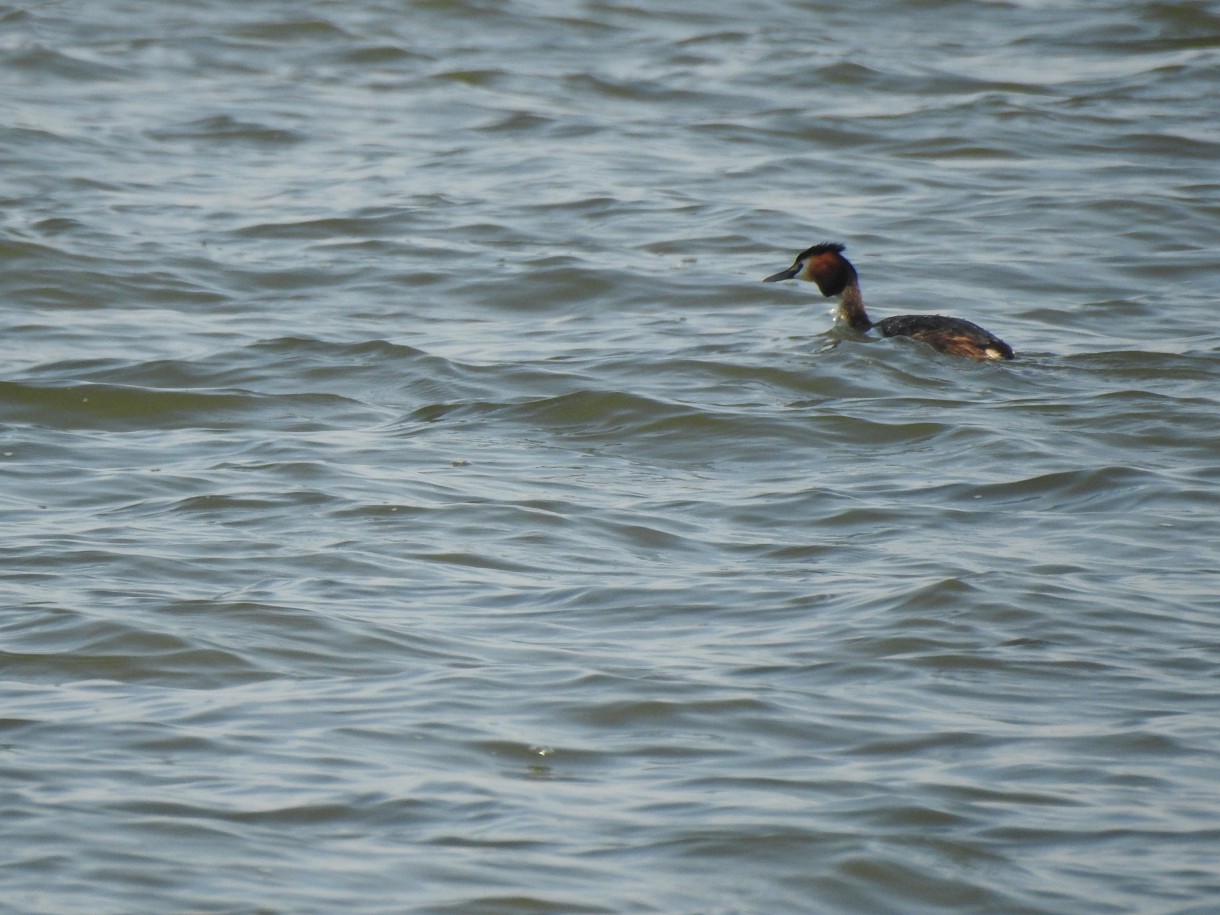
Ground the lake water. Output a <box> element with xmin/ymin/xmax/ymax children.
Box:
<box><xmin>3</xmin><ymin>1</ymin><xmax>1219</xmax><ymax>912</ymax></box>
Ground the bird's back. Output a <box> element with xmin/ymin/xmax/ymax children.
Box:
<box><xmin>872</xmin><ymin>314</ymin><xmax>1014</xmax><ymax>360</ymax></box>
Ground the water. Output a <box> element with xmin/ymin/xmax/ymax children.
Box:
<box><xmin>3</xmin><ymin>1</ymin><xmax>1219</xmax><ymax>912</ymax></box>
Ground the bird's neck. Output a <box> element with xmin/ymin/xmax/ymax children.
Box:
<box><xmin>836</xmin><ymin>279</ymin><xmax>872</xmax><ymax>331</ymax></box>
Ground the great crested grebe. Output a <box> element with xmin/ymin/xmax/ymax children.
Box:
<box><xmin>764</xmin><ymin>242</ymin><xmax>1014</xmax><ymax>360</ymax></box>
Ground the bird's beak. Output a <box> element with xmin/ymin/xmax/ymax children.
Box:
<box><xmin>763</xmin><ymin>265</ymin><xmax>800</xmax><ymax>283</ymax></box>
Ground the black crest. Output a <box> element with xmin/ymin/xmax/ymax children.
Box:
<box><xmin>796</xmin><ymin>241</ymin><xmax>846</xmax><ymax>260</ymax></box>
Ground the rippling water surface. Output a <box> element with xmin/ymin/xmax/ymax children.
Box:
<box><xmin>3</xmin><ymin>1</ymin><xmax>1220</xmax><ymax>912</ymax></box>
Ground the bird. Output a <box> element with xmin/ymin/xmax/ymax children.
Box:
<box><xmin>764</xmin><ymin>242</ymin><xmax>1014</xmax><ymax>360</ymax></box>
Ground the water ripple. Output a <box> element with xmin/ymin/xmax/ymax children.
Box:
<box><xmin>3</xmin><ymin>0</ymin><xmax>1220</xmax><ymax>912</ymax></box>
